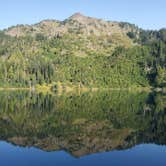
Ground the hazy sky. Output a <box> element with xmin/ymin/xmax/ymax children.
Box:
<box><xmin>0</xmin><ymin>0</ymin><xmax>166</xmax><ymax>30</ymax></box>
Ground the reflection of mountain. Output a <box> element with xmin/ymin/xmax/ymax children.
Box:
<box><xmin>0</xmin><ymin>91</ymin><xmax>165</xmax><ymax>157</ymax></box>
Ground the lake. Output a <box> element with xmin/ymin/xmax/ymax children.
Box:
<box><xmin>0</xmin><ymin>90</ymin><xmax>165</xmax><ymax>166</ymax></box>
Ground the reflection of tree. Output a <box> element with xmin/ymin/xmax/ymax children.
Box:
<box><xmin>0</xmin><ymin>91</ymin><xmax>165</xmax><ymax>157</ymax></box>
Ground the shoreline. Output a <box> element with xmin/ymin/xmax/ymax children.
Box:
<box><xmin>0</xmin><ymin>87</ymin><xmax>30</xmax><ymax>91</ymax></box>
<box><xmin>0</xmin><ymin>86</ymin><xmax>164</xmax><ymax>93</ymax></box>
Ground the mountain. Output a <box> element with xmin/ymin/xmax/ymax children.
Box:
<box><xmin>0</xmin><ymin>13</ymin><xmax>165</xmax><ymax>89</ymax></box>
<box><xmin>4</xmin><ymin>13</ymin><xmax>134</xmax><ymax>38</ymax></box>
<box><xmin>4</xmin><ymin>13</ymin><xmax>135</xmax><ymax>49</ymax></box>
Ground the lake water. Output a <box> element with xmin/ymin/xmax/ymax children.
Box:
<box><xmin>0</xmin><ymin>91</ymin><xmax>165</xmax><ymax>166</ymax></box>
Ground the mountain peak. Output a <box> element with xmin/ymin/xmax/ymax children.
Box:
<box><xmin>69</xmin><ymin>12</ymin><xmax>89</xmax><ymax>22</ymax></box>
<box><xmin>70</xmin><ymin>12</ymin><xmax>85</xmax><ymax>18</ymax></box>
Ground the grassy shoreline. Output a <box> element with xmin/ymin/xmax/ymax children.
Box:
<box><xmin>0</xmin><ymin>87</ymin><xmax>30</xmax><ymax>91</ymax></box>
<box><xmin>0</xmin><ymin>84</ymin><xmax>165</xmax><ymax>93</ymax></box>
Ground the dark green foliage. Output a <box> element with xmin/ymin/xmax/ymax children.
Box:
<box><xmin>36</xmin><ymin>33</ymin><xmax>47</xmax><ymax>41</ymax></box>
<box><xmin>127</xmin><ymin>31</ymin><xmax>136</xmax><ymax>39</ymax></box>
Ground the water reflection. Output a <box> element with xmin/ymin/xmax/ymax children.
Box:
<box><xmin>0</xmin><ymin>91</ymin><xmax>165</xmax><ymax>157</ymax></box>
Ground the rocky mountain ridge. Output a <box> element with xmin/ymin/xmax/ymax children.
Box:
<box><xmin>4</xmin><ymin>13</ymin><xmax>137</xmax><ymax>40</ymax></box>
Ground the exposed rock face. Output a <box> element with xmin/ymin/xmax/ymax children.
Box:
<box><xmin>69</xmin><ymin>13</ymin><xmax>90</xmax><ymax>22</ymax></box>
<box><xmin>4</xmin><ymin>13</ymin><xmax>136</xmax><ymax>39</ymax></box>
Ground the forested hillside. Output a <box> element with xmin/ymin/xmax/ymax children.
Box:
<box><xmin>0</xmin><ymin>13</ymin><xmax>165</xmax><ymax>88</ymax></box>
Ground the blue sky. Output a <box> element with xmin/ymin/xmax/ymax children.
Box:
<box><xmin>0</xmin><ymin>0</ymin><xmax>166</xmax><ymax>30</ymax></box>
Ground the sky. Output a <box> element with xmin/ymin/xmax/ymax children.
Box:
<box><xmin>0</xmin><ymin>0</ymin><xmax>166</xmax><ymax>30</ymax></box>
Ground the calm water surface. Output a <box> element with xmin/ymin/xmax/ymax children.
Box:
<box><xmin>0</xmin><ymin>91</ymin><xmax>165</xmax><ymax>166</ymax></box>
